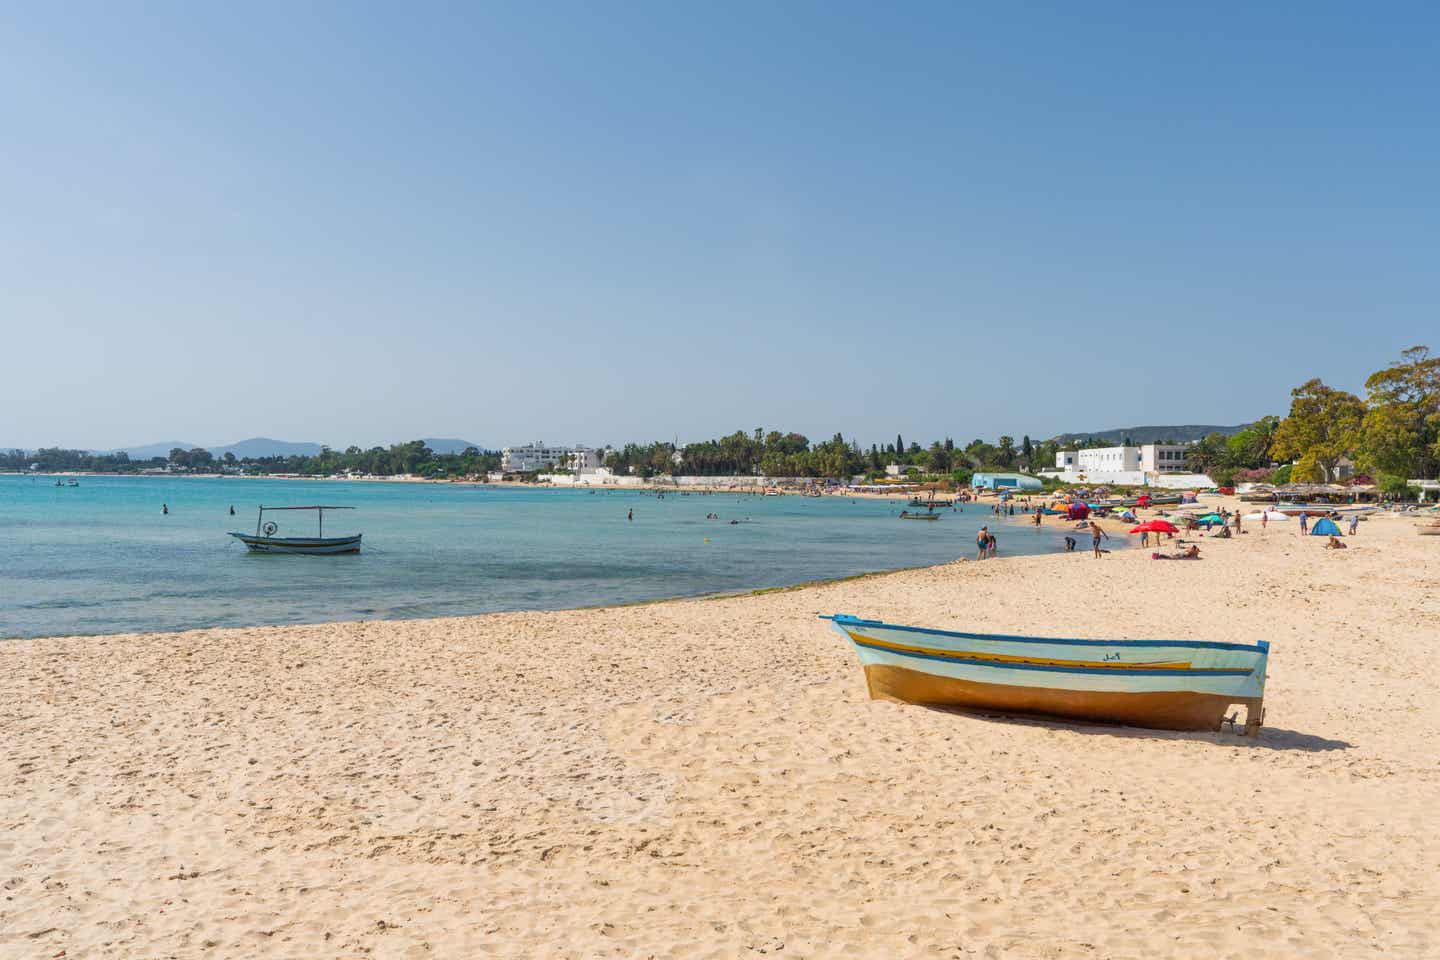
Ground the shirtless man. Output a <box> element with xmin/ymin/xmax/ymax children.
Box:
<box><xmin>1090</xmin><ymin>520</ymin><xmax>1109</xmax><ymax>558</ymax></box>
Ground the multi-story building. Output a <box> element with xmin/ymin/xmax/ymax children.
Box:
<box><xmin>500</xmin><ymin>442</ymin><xmax>601</xmax><ymax>473</ymax></box>
<box><xmin>1140</xmin><ymin>443</ymin><xmax>1190</xmax><ymax>473</ymax></box>
<box><xmin>1055</xmin><ymin>443</ymin><xmax>1190</xmax><ymax>476</ymax></box>
<box><xmin>1061</xmin><ymin>446</ymin><xmax>1141</xmax><ymax>473</ymax></box>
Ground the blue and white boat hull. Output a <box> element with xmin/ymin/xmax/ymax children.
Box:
<box><xmin>825</xmin><ymin>614</ymin><xmax>1268</xmax><ymax>734</ymax></box>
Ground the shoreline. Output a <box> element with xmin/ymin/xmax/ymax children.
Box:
<box><xmin>3</xmin><ymin>469</ymin><xmax>1000</xmax><ymax>498</ymax></box>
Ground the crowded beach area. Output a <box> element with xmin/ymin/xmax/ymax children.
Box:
<box><xmin>3</xmin><ymin>492</ymin><xmax>1436</xmax><ymax>959</ymax></box>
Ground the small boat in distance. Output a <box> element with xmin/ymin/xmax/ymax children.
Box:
<box><xmin>907</xmin><ymin>496</ymin><xmax>954</xmax><ymax>508</ymax></box>
<box><xmin>824</xmin><ymin>614</ymin><xmax>1269</xmax><ymax>735</ymax></box>
<box><xmin>898</xmin><ymin>510</ymin><xmax>940</xmax><ymax>521</ymax></box>
<box><xmin>229</xmin><ymin>505</ymin><xmax>362</xmax><ymax>555</ymax></box>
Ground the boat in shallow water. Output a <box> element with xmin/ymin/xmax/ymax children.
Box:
<box><xmin>824</xmin><ymin>614</ymin><xmax>1269</xmax><ymax>734</ymax></box>
<box><xmin>229</xmin><ymin>505</ymin><xmax>362</xmax><ymax>555</ymax></box>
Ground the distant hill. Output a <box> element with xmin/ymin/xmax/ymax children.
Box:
<box><xmin>420</xmin><ymin>438</ymin><xmax>485</xmax><ymax>454</ymax></box>
<box><xmin>110</xmin><ymin>441</ymin><xmax>201</xmax><ymax>460</ymax></box>
<box><xmin>108</xmin><ymin>438</ymin><xmax>325</xmax><ymax>459</ymax></box>
<box><xmin>209</xmin><ymin>438</ymin><xmax>325</xmax><ymax>459</ymax></box>
<box><xmin>1051</xmin><ymin>424</ymin><xmax>1249</xmax><ymax>446</ymax></box>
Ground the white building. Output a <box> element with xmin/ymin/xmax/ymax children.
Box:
<box><xmin>1140</xmin><ymin>443</ymin><xmax>1190</xmax><ymax>474</ymax></box>
<box><xmin>1056</xmin><ymin>443</ymin><xmax>1189</xmax><ymax>476</ymax></box>
<box><xmin>500</xmin><ymin>442</ymin><xmax>601</xmax><ymax>473</ymax></box>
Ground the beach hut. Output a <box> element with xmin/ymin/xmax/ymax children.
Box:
<box><xmin>1310</xmin><ymin>517</ymin><xmax>1342</xmax><ymax>537</ymax></box>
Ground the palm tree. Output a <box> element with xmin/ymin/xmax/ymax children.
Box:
<box><xmin>997</xmin><ymin>436</ymin><xmax>1016</xmax><ymax>468</ymax></box>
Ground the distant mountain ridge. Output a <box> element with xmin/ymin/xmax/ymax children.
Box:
<box><xmin>210</xmin><ymin>438</ymin><xmax>326</xmax><ymax>459</ymax></box>
<box><xmin>1050</xmin><ymin>424</ymin><xmax>1249</xmax><ymax>446</ymax></box>
<box><xmin>420</xmin><ymin>438</ymin><xmax>485</xmax><ymax>454</ymax></box>
<box><xmin>106</xmin><ymin>441</ymin><xmax>200</xmax><ymax>460</ymax></box>
<box><xmin>7</xmin><ymin>437</ymin><xmax>491</xmax><ymax>459</ymax></box>
<box><xmin>100</xmin><ymin>438</ymin><xmax>325</xmax><ymax>459</ymax></box>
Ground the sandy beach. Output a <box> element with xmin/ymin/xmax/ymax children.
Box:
<box><xmin>3</xmin><ymin>506</ymin><xmax>1437</xmax><ymax>958</ymax></box>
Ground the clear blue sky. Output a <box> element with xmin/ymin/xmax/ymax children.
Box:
<box><xmin>3</xmin><ymin>2</ymin><xmax>1436</xmax><ymax>451</ymax></box>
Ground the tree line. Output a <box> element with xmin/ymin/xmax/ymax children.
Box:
<box><xmin>603</xmin><ymin>429</ymin><xmax>1066</xmax><ymax>481</ymax></box>
<box><xmin>1175</xmin><ymin>345</ymin><xmax>1436</xmax><ymax>495</ymax></box>
<box><xmin>13</xmin><ymin>348</ymin><xmax>1434</xmax><ymax>490</ymax></box>
<box><xmin>1261</xmin><ymin>345</ymin><xmax>1438</xmax><ymax>491</ymax></box>
<box><xmin>0</xmin><ymin>441</ymin><xmax>502</xmax><ymax>479</ymax></box>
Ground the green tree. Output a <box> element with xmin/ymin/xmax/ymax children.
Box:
<box><xmin>1271</xmin><ymin>379</ymin><xmax>1364</xmax><ymax>482</ymax></box>
<box><xmin>996</xmin><ymin>436</ymin><xmax>1015</xmax><ymax>468</ymax></box>
<box><xmin>1359</xmin><ymin>345</ymin><xmax>1440</xmax><ymax>479</ymax></box>
<box><xmin>1185</xmin><ymin>433</ymin><xmax>1229</xmax><ymax>474</ymax></box>
<box><xmin>928</xmin><ymin>440</ymin><xmax>951</xmax><ymax>473</ymax></box>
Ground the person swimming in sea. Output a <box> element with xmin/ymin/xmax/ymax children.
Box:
<box><xmin>162</xmin><ymin>503</ymin><xmax>169</xmax><ymax>515</ymax></box>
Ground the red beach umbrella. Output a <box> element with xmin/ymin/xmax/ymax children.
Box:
<box><xmin>1130</xmin><ymin>520</ymin><xmax>1178</xmax><ymax>534</ymax></box>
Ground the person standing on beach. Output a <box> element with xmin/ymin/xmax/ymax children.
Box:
<box><xmin>976</xmin><ymin>526</ymin><xmax>989</xmax><ymax>560</ymax></box>
<box><xmin>1090</xmin><ymin>520</ymin><xmax>1109</xmax><ymax>557</ymax></box>
<box><xmin>1261</xmin><ymin>511</ymin><xmax>1268</xmax><ymax>531</ymax></box>
<box><xmin>1299</xmin><ymin>511</ymin><xmax>1308</xmax><ymax>535</ymax></box>
<box><xmin>1349</xmin><ymin>514</ymin><xmax>1360</xmax><ymax>535</ymax></box>
<box><xmin>1233</xmin><ymin>510</ymin><xmax>1241</xmax><ymax>533</ymax></box>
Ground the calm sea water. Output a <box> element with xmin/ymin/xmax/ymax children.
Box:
<box><xmin>1</xmin><ymin>475</ymin><xmax>1077</xmax><ymax>639</ymax></box>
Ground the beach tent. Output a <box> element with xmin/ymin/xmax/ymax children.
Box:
<box><xmin>1067</xmin><ymin>503</ymin><xmax>1090</xmax><ymax>520</ymax></box>
<box><xmin>1310</xmin><ymin>517</ymin><xmax>1341</xmax><ymax>536</ymax></box>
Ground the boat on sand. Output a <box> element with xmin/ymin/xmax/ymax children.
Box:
<box><xmin>824</xmin><ymin>614</ymin><xmax>1269</xmax><ymax>735</ymax></box>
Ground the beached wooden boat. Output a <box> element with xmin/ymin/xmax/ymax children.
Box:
<box><xmin>1417</xmin><ymin>523</ymin><xmax>1440</xmax><ymax>536</ymax></box>
<box><xmin>229</xmin><ymin>505</ymin><xmax>362</xmax><ymax>554</ymax></box>
<box><xmin>824</xmin><ymin>614</ymin><xmax>1269</xmax><ymax>735</ymax></box>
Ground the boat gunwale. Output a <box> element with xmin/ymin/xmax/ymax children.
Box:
<box><xmin>848</xmin><ymin>637</ymin><xmax>1255</xmax><ymax>677</ymax></box>
<box><xmin>824</xmin><ymin>614</ymin><xmax>1270</xmax><ymax>654</ymax></box>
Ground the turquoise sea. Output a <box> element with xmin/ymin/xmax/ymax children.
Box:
<box><xmin>1</xmin><ymin>475</ymin><xmax>1080</xmax><ymax>639</ymax></box>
